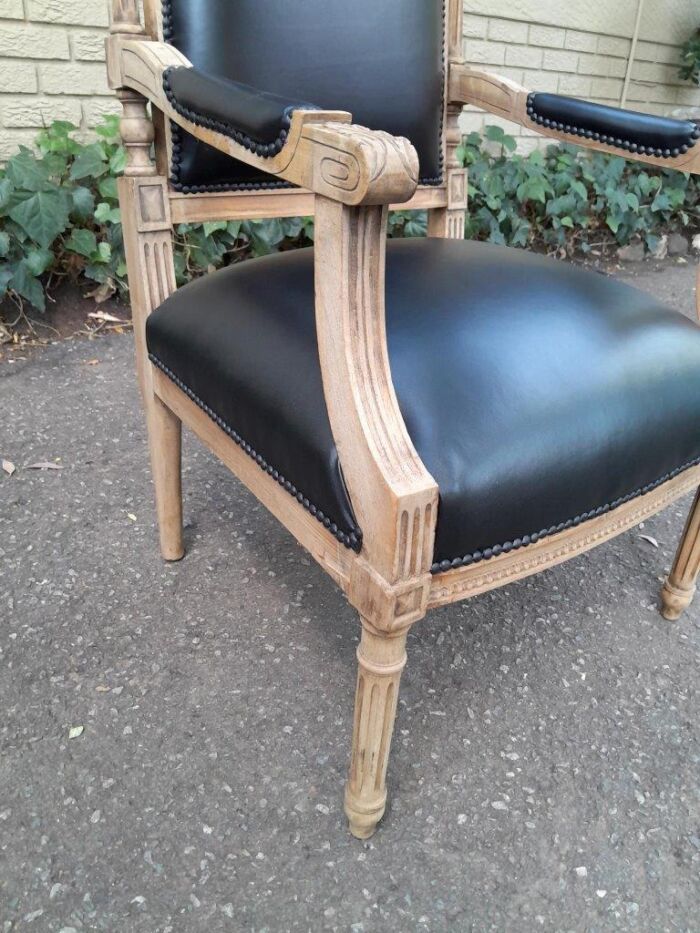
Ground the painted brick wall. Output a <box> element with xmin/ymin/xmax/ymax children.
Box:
<box><xmin>0</xmin><ymin>0</ymin><xmax>114</xmax><ymax>161</ymax></box>
<box><xmin>0</xmin><ymin>1</ymin><xmax>698</xmax><ymax>162</ymax></box>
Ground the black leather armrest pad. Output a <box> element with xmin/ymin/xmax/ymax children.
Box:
<box><xmin>527</xmin><ymin>93</ymin><xmax>700</xmax><ymax>158</ymax></box>
<box><xmin>163</xmin><ymin>66</ymin><xmax>320</xmax><ymax>158</ymax></box>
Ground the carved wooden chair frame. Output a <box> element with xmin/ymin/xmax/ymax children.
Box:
<box><xmin>107</xmin><ymin>0</ymin><xmax>700</xmax><ymax>838</ymax></box>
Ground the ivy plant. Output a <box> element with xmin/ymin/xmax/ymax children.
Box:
<box><xmin>1</xmin><ymin>118</ymin><xmax>699</xmax><ymax>317</ymax></box>
<box><xmin>679</xmin><ymin>27</ymin><xmax>700</xmax><ymax>85</ymax></box>
<box><xmin>459</xmin><ymin>126</ymin><xmax>699</xmax><ymax>256</ymax></box>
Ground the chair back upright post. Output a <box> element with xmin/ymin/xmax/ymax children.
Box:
<box><xmin>109</xmin><ymin>0</ymin><xmax>185</xmax><ymax>561</ymax></box>
<box><xmin>428</xmin><ymin>0</ymin><xmax>468</xmax><ymax>239</ymax></box>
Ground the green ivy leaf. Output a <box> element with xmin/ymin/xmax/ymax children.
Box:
<box><xmin>71</xmin><ymin>185</ymin><xmax>95</xmax><ymax>220</ymax></box>
<box><xmin>64</xmin><ymin>228</ymin><xmax>97</xmax><ymax>258</ymax></box>
<box><xmin>11</xmin><ymin>261</ymin><xmax>45</xmax><ymax>311</ymax></box>
<box><xmin>0</xmin><ymin>231</ymin><xmax>9</xmax><ymax>257</ymax></box>
<box><xmin>0</xmin><ymin>262</ymin><xmax>14</xmax><ymax>296</ymax></box>
<box><xmin>0</xmin><ymin>178</ymin><xmax>14</xmax><ymax>212</ymax></box>
<box><xmin>24</xmin><ymin>247</ymin><xmax>54</xmax><ymax>276</ymax></box>
<box><xmin>109</xmin><ymin>147</ymin><xmax>127</xmax><ymax>175</ymax></box>
<box><xmin>203</xmin><ymin>220</ymin><xmax>228</xmax><ymax>237</ymax></box>
<box><xmin>69</xmin><ymin>143</ymin><xmax>108</xmax><ymax>181</ymax></box>
<box><xmin>94</xmin><ymin>201</ymin><xmax>121</xmax><ymax>224</ymax></box>
<box><xmin>484</xmin><ymin>125</ymin><xmax>506</xmax><ymax>143</ymax></box>
<box><xmin>95</xmin><ymin>114</ymin><xmax>121</xmax><ymax>139</ymax></box>
<box><xmin>95</xmin><ymin>241</ymin><xmax>111</xmax><ymax>263</ymax></box>
<box><xmin>98</xmin><ymin>175</ymin><xmax>119</xmax><ymax>200</ymax></box>
<box><xmin>9</xmin><ymin>189</ymin><xmax>71</xmax><ymax>247</ymax></box>
<box><xmin>6</xmin><ymin>148</ymin><xmax>51</xmax><ymax>192</ymax></box>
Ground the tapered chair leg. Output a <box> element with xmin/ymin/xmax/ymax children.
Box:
<box><xmin>661</xmin><ymin>488</ymin><xmax>700</xmax><ymax>620</ymax></box>
<box><xmin>344</xmin><ymin>619</ymin><xmax>408</xmax><ymax>839</ymax></box>
<box><xmin>146</xmin><ymin>393</ymin><xmax>185</xmax><ymax>562</ymax></box>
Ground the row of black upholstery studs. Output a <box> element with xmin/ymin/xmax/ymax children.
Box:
<box><xmin>168</xmin><ymin>123</ymin><xmax>294</xmax><ymax>193</ymax></box>
<box><xmin>163</xmin><ymin>0</ymin><xmax>447</xmax><ymax>194</ymax></box>
<box><xmin>163</xmin><ymin>67</ymin><xmax>307</xmax><ymax>159</ymax></box>
<box><xmin>149</xmin><ymin>355</ymin><xmax>363</xmax><ymax>553</ymax></box>
<box><xmin>431</xmin><ymin>454</ymin><xmax>700</xmax><ymax>574</ymax></box>
<box><xmin>161</xmin><ymin>0</ymin><xmax>174</xmax><ymax>41</ymax></box>
<box><xmin>526</xmin><ymin>94</ymin><xmax>700</xmax><ymax>158</ymax></box>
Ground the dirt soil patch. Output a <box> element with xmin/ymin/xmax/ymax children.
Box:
<box><xmin>0</xmin><ymin>281</ymin><xmax>130</xmax><ymax>362</ymax></box>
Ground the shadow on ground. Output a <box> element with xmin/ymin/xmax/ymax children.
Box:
<box><xmin>1</xmin><ymin>260</ymin><xmax>699</xmax><ymax>931</ymax></box>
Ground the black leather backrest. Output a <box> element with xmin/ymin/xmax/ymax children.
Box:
<box><xmin>162</xmin><ymin>0</ymin><xmax>445</xmax><ymax>193</ymax></box>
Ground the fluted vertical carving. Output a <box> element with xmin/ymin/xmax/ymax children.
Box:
<box><xmin>661</xmin><ymin>488</ymin><xmax>700</xmax><ymax>620</ymax></box>
<box><xmin>428</xmin><ymin>106</ymin><xmax>467</xmax><ymax>240</ymax></box>
<box><xmin>344</xmin><ymin>622</ymin><xmax>407</xmax><ymax>838</ymax></box>
<box><xmin>314</xmin><ymin>198</ymin><xmax>438</xmax><ymax>584</ymax></box>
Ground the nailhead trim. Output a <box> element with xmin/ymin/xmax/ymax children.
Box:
<box><xmin>526</xmin><ymin>93</ymin><xmax>700</xmax><ymax>158</ymax></box>
<box><xmin>163</xmin><ymin>67</ymin><xmax>315</xmax><ymax>160</ymax></box>
<box><xmin>161</xmin><ymin>0</ymin><xmax>446</xmax><ymax>191</ymax></box>
<box><xmin>149</xmin><ymin>354</ymin><xmax>363</xmax><ymax>553</ymax></box>
<box><xmin>431</xmin><ymin>454</ymin><xmax>700</xmax><ymax>574</ymax></box>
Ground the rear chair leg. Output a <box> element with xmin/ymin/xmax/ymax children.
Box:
<box><xmin>344</xmin><ymin>619</ymin><xmax>408</xmax><ymax>839</ymax></box>
<box><xmin>661</xmin><ymin>488</ymin><xmax>700</xmax><ymax>620</ymax></box>
<box><xmin>146</xmin><ymin>392</ymin><xmax>184</xmax><ymax>561</ymax></box>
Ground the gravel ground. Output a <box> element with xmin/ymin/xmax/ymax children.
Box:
<box><xmin>1</xmin><ymin>259</ymin><xmax>699</xmax><ymax>932</ymax></box>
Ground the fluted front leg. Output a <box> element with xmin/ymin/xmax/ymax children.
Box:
<box><xmin>344</xmin><ymin>620</ymin><xmax>408</xmax><ymax>839</ymax></box>
<box><xmin>661</xmin><ymin>488</ymin><xmax>700</xmax><ymax>620</ymax></box>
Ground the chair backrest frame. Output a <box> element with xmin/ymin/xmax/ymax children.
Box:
<box><xmin>138</xmin><ymin>0</ymin><xmax>466</xmax><ymax>226</ymax></box>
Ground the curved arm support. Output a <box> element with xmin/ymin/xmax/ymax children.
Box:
<box><xmin>449</xmin><ymin>63</ymin><xmax>700</xmax><ymax>175</ymax></box>
<box><xmin>106</xmin><ymin>35</ymin><xmax>419</xmax><ymax>205</ymax></box>
<box><xmin>314</xmin><ymin>197</ymin><xmax>439</xmax><ymax>633</ymax></box>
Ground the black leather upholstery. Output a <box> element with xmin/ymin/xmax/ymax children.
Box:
<box><xmin>163</xmin><ymin>66</ymin><xmax>319</xmax><ymax>158</ymax></box>
<box><xmin>527</xmin><ymin>93</ymin><xmax>700</xmax><ymax>158</ymax></box>
<box><xmin>162</xmin><ymin>0</ymin><xmax>444</xmax><ymax>192</ymax></box>
<box><xmin>146</xmin><ymin>240</ymin><xmax>700</xmax><ymax>571</ymax></box>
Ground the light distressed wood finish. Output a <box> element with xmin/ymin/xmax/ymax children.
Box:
<box><xmin>109</xmin><ymin>0</ymin><xmax>700</xmax><ymax>839</ymax></box>
<box><xmin>449</xmin><ymin>64</ymin><xmax>700</xmax><ymax>175</ymax></box>
<box><xmin>430</xmin><ymin>466</ymin><xmax>700</xmax><ymax>609</ymax></box>
<box><xmin>313</xmin><ymin>197</ymin><xmax>439</xmax><ymax>835</ymax></box>
<box><xmin>119</xmin><ymin>173</ymin><xmax>184</xmax><ymax>561</ymax></box>
<box><xmin>112</xmin><ymin>1</ymin><xmax>183</xmax><ymax>562</ymax></box>
<box><xmin>169</xmin><ymin>186</ymin><xmax>447</xmax><ymax>226</ymax></box>
<box><xmin>661</xmin><ymin>489</ymin><xmax>700</xmax><ymax>620</ymax></box>
<box><xmin>153</xmin><ymin>369</ymin><xmax>353</xmax><ymax>588</ymax></box>
<box><xmin>429</xmin><ymin>0</ymin><xmax>467</xmax><ymax>239</ymax></box>
<box><xmin>106</xmin><ymin>35</ymin><xmax>420</xmax><ymax>207</ymax></box>
<box><xmin>345</xmin><ymin>621</ymin><xmax>408</xmax><ymax>838</ymax></box>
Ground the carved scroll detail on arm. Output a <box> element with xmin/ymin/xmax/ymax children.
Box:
<box><xmin>106</xmin><ymin>36</ymin><xmax>420</xmax><ymax>205</ymax></box>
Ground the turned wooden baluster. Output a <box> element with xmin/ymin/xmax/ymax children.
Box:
<box><xmin>661</xmin><ymin>489</ymin><xmax>700</xmax><ymax>620</ymax></box>
<box><xmin>110</xmin><ymin>0</ymin><xmax>184</xmax><ymax>561</ymax></box>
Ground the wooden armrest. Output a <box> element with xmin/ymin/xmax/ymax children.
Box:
<box><xmin>449</xmin><ymin>63</ymin><xmax>700</xmax><ymax>175</ymax></box>
<box><xmin>106</xmin><ymin>35</ymin><xmax>419</xmax><ymax>205</ymax></box>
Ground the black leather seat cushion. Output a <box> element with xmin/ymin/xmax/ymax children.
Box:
<box><xmin>146</xmin><ymin>240</ymin><xmax>700</xmax><ymax>572</ymax></box>
<box><xmin>162</xmin><ymin>0</ymin><xmax>444</xmax><ymax>192</ymax></box>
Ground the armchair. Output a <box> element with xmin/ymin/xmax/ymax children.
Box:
<box><xmin>107</xmin><ymin>0</ymin><xmax>700</xmax><ymax>839</ymax></box>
